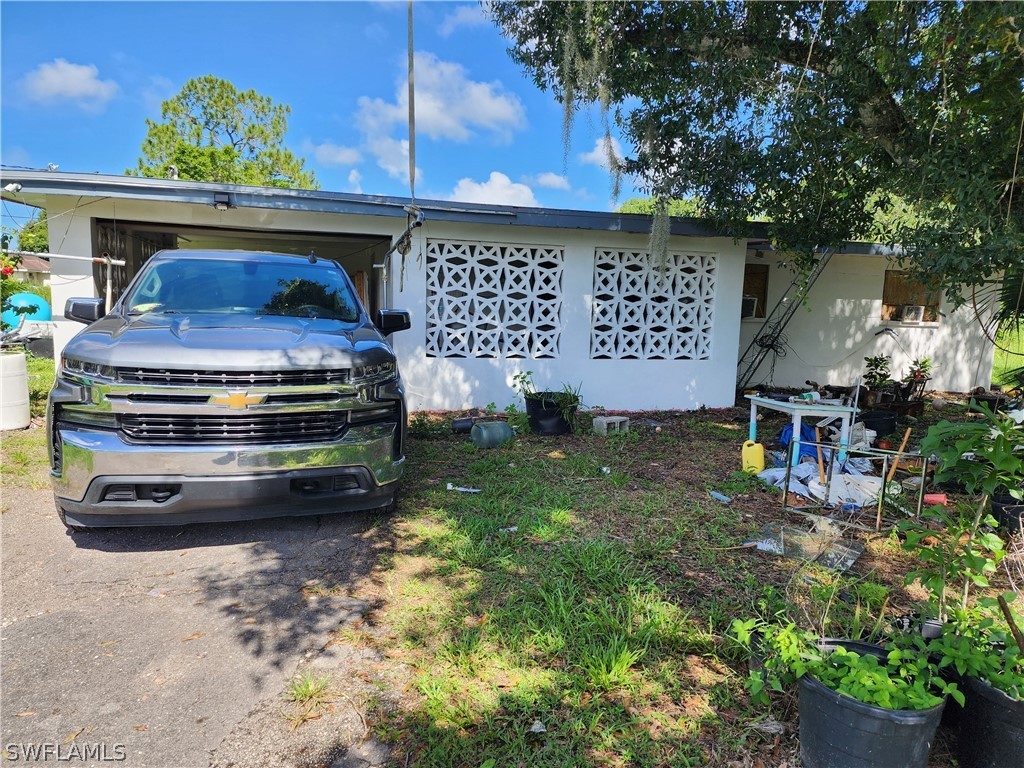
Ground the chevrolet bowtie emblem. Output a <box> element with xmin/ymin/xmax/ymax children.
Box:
<box><xmin>210</xmin><ymin>391</ymin><xmax>267</xmax><ymax>409</ymax></box>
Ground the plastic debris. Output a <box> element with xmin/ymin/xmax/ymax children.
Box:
<box><xmin>498</xmin><ymin>526</ymin><xmax>519</xmax><ymax>534</ymax></box>
<box><xmin>599</xmin><ymin>467</ymin><xmax>611</xmax><ymax>475</ymax></box>
<box><xmin>446</xmin><ymin>483</ymin><xmax>481</xmax><ymax>493</ymax></box>
<box><xmin>147</xmin><ymin>589</ymin><xmax>171</xmax><ymax>598</ymax></box>
<box><xmin>529</xmin><ymin>720</ymin><xmax>547</xmax><ymax>734</ymax></box>
<box><xmin>746</xmin><ymin>522</ymin><xmax>864</xmax><ymax>571</ymax></box>
<box><xmin>709</xmin><ymin>491</ymin><xmax>733</xmax><ymax>504</ymax></box>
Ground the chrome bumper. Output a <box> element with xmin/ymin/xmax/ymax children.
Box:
<box><xmin>53</xmin><ymin>423</ymin><xmax>403</xmax><ymax>525</ymax></box>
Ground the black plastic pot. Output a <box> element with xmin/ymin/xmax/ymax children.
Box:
<box><xmin>798</xmin><ymin>640</ymin><xmax>945</xmax><ymax>768</ymax></box>
<box><xmin>524</xmin><ymin>392</ymin><xmax>576</xmax><ymax>435</ymax></box>
<box><xmin>991</xmin><ymin>493</ymin><xmax>1024</xmax><ymax>534</ymax></box>
<box><xmin>956</xmin><ymin>675</ymin><xmax>1024</xmax><ymax>768</ymax></box>
<box><xmin>856</xmin><ymin>409</ymin><xmax>898</xmax><ymax>437</ymax></box>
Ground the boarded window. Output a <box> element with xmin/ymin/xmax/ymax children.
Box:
<box><xmin>882</xmin><ymin>270</ymin><xmax>941</xmax><ymax>322</ymax></box>
<box><xmin>742</xmin><ymin>263</ymin><xmax>769</xmax><ymax>319</ymax></box>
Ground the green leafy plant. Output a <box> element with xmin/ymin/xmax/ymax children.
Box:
<box><xmin>1</xmin><ymin>246</ymin><xmax>40</xmax><ymax>334</ymax></box>
<box><xmin>408</xmin><ymin>412</ymin><xmax>449</xmax><ymax>440</ymax></box>
<box><xmin>898</xmin><ymin>503</ymin><xmax>1006</xmax><ymax>622</ymax></box>
<box><xmin>905</xmin><ymin>404</ymin><xmax>1024</xmax><ymax>615</ymax></box>
<box><xmin>511</xmin><ymin>370</ymin><xmax>583</xmax><ymax>428</ymax></box>
<box><xmin>927</xmin><ymin>602</ymin><xmax>1024</xmax><ymax>701</ymax></box>
<box><xmin>863</xmin><ymin>354</ymin><xmax>893</xmax><ymax>390</ymax></box>
<box><xmin>905</xmin><ymin>357</ymin><xmax>933</xmax><ymax>380</ymax></box>
<box><xmin>730</xmin><ymin>619</ymin><xmax>962</xmax><ymax>710</ymax></box>
<box><xmin>503</xmin><ymin>402</ymin><xmax>529</xmax><ymax>432</ymax></box>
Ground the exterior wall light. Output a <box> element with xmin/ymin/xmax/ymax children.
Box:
<box><xmin>213</xmin><ymin>192</ymin><xmax>232</xmax><ymax>211</ymax></box>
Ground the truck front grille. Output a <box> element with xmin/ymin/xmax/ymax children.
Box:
<box><xmin>114</xmin><ymin>367</ymin><xmax>350</xmax><ymax>387</ymax></box>
<box><xmin>120</xmin><ymin>412</ymin><xmax>348</xmax><ymax>444</ymax></box>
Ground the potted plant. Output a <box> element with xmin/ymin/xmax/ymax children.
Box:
<box><xmin>731</xmin><ymin>619</ymin><xmax>960</xmax><ymax>768</ymax></box>
<box><xmin>512</xmin><ymin>370</ymin><xmax>582</xmax><ymax>435</ymax></box>
<box><xmin>927</xmin><ymin>602</ymin><xmax>1024</xmax><ymax>768</ymax></box>
<box><xmin>919</xmin><ymin>403</ymin><xmax>1024</xmax><ymax>537</ymax></box>
<box><xmin>863</xmin><ymin>354</ymin><xmax>894</xmax><ymax>405</ymax></box>
<box><xmin>899</xmin><ymin>404</ymin><xmax>1024</xmax><ymax>766</ymax></box>
<box><xmin>905</xmin><ymin>357</ymin><xmax>933</xmax><ymax>381</ymax></box>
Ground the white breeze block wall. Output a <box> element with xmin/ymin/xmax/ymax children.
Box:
<box><xmin>389</xmin><ymin>220</ymin><xmax>746</xmax><ymax>411</ymax></box>
<box><xmin>737</xmin><ymin>252</ymin><xmax>995</xmax><ymax>392</ymax></box>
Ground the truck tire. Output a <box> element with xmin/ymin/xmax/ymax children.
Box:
<box><xmin>55</xmin><ymin>498</ymin><xmax>86</xmax><ymax>532</ymax></box>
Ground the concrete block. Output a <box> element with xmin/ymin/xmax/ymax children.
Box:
<box><xmin>592</xmin><ymin>416</ymin><xmax>629</xmax><ymax>436</ymax></box>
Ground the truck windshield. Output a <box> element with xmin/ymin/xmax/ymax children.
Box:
<box><xmin>123</xmin><ymin>258</ymin><xmax>361</xmax><ymax>321</ymax></box>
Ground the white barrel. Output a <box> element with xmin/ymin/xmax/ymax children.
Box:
<box><xmin>0</xmin><ymin>351</ymin><xmax>31</xmax><ymax>430</ymax></box>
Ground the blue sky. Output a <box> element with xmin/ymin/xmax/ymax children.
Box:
<box><xmin>1</xmin><ymin>0</ymin><xmax>638</xmax><ymax>234</ymax></box>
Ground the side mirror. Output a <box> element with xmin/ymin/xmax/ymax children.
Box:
<box><xmin>65</xmin><ymin>298</ymin><xmax>106</xmax><ymax>324</ymax></box>
<box><xmin>375</xmin><ymin>309</ymin><xmax>411</xmax><ymax>335</ymax></box>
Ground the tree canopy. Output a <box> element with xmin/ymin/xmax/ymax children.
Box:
<box><xmin>129</xmin><ymin>75</ymin><xmax>318</xmax><ymax>189</ymax></box>
<box><xmin>490</xmin><ymin>1</ymin><xmax>1024</xmax><ymax>302</ymax></box>
<box><xmin>14</xmin><ymin>210</ymin><xmax>48</xmax><ymax>253</ymax></box>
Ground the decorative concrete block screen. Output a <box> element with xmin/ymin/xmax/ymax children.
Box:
<box><xmin>590</xmin><ymin>249</ymin><xmax>717</xmax><ymax>359</ymax></box>
<box><xmin>425</xmin><ymin>240</ymin><xmax>564</xmax><ymax>358</ymax></box>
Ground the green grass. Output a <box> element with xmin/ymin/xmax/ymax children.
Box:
<box><xmin>366</xmin><ymin>419</ymin><xmax>787</xmax><ymax>767</ymax></box>
<box><xmin>1</xmin><ymin>354</ymin><xmax>53</xmax><ymax>492</ymax></box>
<box><xmin>26</xmin><ymin>353</ymin><xmax>55</xmax><ymax>417</ymax></box>
<box><xmin>285</xmin><ymin>670</ymin><xmax>333</xmax><ymax>707</ymax></box>
<box><xmin>992</xmin><ymin>326</ymin><xmax>1023</xmax><ymax>387</ymax></box>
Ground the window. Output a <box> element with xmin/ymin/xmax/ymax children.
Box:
<box><xmin>881</xmin><ymin>270</ymin><xmax>941</xmax><ymax>322</ymax></box>
<box><xmin>742</xmin><ymin>263</ymin><xmax>769</xmax><ymax>319</ymax></box>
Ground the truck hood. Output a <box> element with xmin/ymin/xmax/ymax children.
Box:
<box><xmin>62</xmin><ymin>312</ymin><xmax>396</xmax><ymax>370</ymax></box>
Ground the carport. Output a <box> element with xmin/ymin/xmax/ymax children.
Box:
<box><xmin>90</xmin><ymin>219</ymin><xmax>391</xmax><ymax>317</ymax></box>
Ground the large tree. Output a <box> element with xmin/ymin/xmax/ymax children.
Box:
<box><xmin>14</xmin><ymin>210</ymin><xmax>48</xmax><ymax>253</ymax></box>
<box><xmin>491</xmin><ymin>1</ymin><xmax>1024</xmax><ymax>302</ymax></box>
<box><xmin>129</xmin><ymin>75</ymin><xmax>318</xmax><ymax>189</ymax></box>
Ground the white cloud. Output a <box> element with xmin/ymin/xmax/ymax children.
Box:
<box><xmin>141</xmin><ymin>75</ymin><xmax>175</xmax><ymax>114</ymax></box>
<box><xmin>355</xmin><ymin>51</ymin><xmax>525</xmax><ymax>177</ymax></box>
<box><xmin>348</xmin><ymin>169</ymin><xmax>363</xmax><ymax>194</ymax></box>
<box><xmin>448</xmin><ymin>172</ymin><xmax>539</xmax><ymax>207</ymax></box>
<box><xmin>307</xmin><ymin>141</ymin><xmax>363</xmax><ymax>166</ymax></box>
<box><xmin>579</xmin><ymin>136</ymin><xmax>623</xmax><ymax>170</ymax></box>
<box><xmin>439</xmin><ymin>5</ymin><xmax>488</xmax><ymax>37</ymax></box>
<box><xmin>20</xmin><ymin>59</ymin><xmax>118</xmax><ymax>111</ymax></box>
<box><xmin>533</xmin><ymin>172</ymin><xmax>571</xmax><ymax>190</ymax></box>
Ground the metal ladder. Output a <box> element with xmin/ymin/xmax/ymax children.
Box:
<box><xmin>736</xmin><ymin>249</ymin><xmax>835</xmax><ymax>392</ymax></box>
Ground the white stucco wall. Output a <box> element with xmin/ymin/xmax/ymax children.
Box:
<box><xmin>43</xmin><ymin>194</ymin><xmax>747</xmax><ymax>410</ymax></box>
<box><xmin>389</xmin><ymin>220</ymin><xmax>746</xmax><ymax>411</ymax></box>
<box><xmin>738</xmin><ymin>252</ymin><xmax>995</xmax><ymax>392</ymax></box>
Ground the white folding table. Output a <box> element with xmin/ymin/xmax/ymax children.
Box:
<box><xmin>745</xmin><ymin>395</ymin><xmax>857</xmax><ymax>467</ymax></box>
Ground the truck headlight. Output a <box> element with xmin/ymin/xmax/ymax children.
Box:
<box><xmin>61</xmin><ymin>356</ymin><xmax>115</xmax><ymax>381</ymax></box>
<box><xmin>351</xmin><ymin>361</ymin><xmax>395</xmax><ymax>382</ymax></box>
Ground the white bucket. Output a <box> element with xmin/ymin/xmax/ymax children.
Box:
<box><xmin>0</xmin><ymin>351</ymin><xmax>31</xmax><ymax>430</ymax></box>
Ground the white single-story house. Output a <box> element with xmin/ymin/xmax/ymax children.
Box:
<box><xmin>0</xmin><ymin>170</ymin><xmax>995</xmax><ymax>409</ymax></box>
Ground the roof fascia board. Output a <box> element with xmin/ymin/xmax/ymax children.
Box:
<box><xmin>0</xmin><ymin>170</ymin><xmax>738</xmax><ymax>238</ymax></box>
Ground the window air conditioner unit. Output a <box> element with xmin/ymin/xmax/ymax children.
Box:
<box><xmin>741</xmin><ymin>295</ymin><xmax>758</xmax><ymax>319</ymax></box>
<box><xmin>901</xmin><ymin>304</ymin><xmax>925</xmax><ymax>323</ymax></box>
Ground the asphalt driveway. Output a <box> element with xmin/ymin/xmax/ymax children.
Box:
<box><xmin>1</xmin><ymin>486</ymin><xmax>395</xmax><ymax>768</ymax></box>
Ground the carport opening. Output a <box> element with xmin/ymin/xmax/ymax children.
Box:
<box><xmin>91</xmin><ymin>219</ymin><xmax>392</xmax><ymax>316</ymax></box>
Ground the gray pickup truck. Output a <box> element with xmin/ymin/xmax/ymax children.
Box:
<box><xmin>48</xmin><ymin>249</ymin><xmax>410</xmax><ymax>529</ymax></box>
